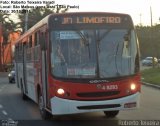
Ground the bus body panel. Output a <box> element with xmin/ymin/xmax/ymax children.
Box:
<box><xmin>16</xmin><ymin>63</ymin><xmax>23</xmax><ymax>88</ymax></box>
<box><xmin>50</xmin><ymin>92</ymin><xmax>140</xmax><ymax>115</ymax></box>
<box><xmin>26</xmin><ymin>62</ymin><xmax>36</xmax><ymax>102</ymax></box>
<box><xmin>48</xmin><ymin>74</ymin><xmax>141</xmax><ymax>101</ymax></box>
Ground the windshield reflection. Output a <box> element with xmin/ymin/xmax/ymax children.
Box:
<box><xmin>50</xmin><ymin>29</ymin><xmax>137</xmax><ymax>79</ymax></box>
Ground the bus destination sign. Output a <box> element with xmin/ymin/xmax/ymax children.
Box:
<box><xmin>61</xmin><ymin>16</ymin><xmax>121</xmax><ymax>24</ymax></box>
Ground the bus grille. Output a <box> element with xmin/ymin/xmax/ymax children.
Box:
<box><xmin>77</xmin><ymin>104</ymin><xmax>121</xmax><ymax>110</ymax></box>
<box><xmin>77</xmin><ymin>91</ymin><xmax>120</xmax><ymax>98</ymax></box>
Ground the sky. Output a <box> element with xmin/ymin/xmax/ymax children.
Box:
<box><xmin>55</xmin><ymin>0</ymin><xmax>160</xmax><ymax>26</ymax></box>
<box><xmin>9</xmin><ymin>0</ymin><xmax>160</xmax><ymax>26</ymax></box>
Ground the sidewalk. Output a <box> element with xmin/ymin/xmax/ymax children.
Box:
<box><xmin>0</xmin><ymin>72</ymin><xmax>9</xmax><ymax>77</ymax></box>
<box><xmin>142</xmin><ymin>81</ymin><xmax>160</xmax><ymax>89</ymax></box>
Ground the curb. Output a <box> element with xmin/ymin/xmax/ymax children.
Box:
<box><xmin>142</xmin><ymin>81</ymin><xmax>160</xmax><ymax>89</ymax></box>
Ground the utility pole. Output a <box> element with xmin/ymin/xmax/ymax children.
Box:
<box><xmin>25</xmin><ymin>12</ymin><xmax>28</xmax><ymax>32</ymax></box>
<box><xmin>139</xmin><ymin>13</ymin><xmax>142</xmax><ymax>26</ymax></box>
<box><xmin>150</xmin><ymin>6</ymin><xmax>153</xmax><ymax>27</ymax></box>
<box><xmin>150</xmin><ymin>6</ymin><xmax>155</xmax><ymax>68</ymax></box>
<box><xmin>0</xmin><ymin>22</ymin><xmax>2</xmax><ymax>71</ymax></box>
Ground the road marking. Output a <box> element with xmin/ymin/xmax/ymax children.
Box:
<box><xmin>0</xmin><ymin>104</ymin><xmax>3</xmax><ymax>109</ymax></box>
<box><xmin>2</xmin><ymin>110</ymin><xmax>8</xmax><ymax>116</ymax></box>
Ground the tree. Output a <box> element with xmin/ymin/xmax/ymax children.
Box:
<box><xmin>0</xmin><ymin>13</ymin><xmax>19</xmax><ymax>43</ymax></box>
<box><xmin>136</xmin><ymin>24</ymin><xmax>160</xmax><ymax>59</ymax></box>
<box><xmin>17</xmin><ymin>7</ymin><xmax>68</xmax><ymax>33</ymax></box>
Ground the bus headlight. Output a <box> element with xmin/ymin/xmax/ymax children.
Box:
<box><xmin>56</xmin><ymin>88</ymin><xmax>70</xmax><ymax>97</ymax></box>
<box><xmin>57</xmin><ymin>88</ymin><xmax>65</xmax><ymax>95</ymax></box>
<box><xmin>130</xmin><ymin>83</ymin><xmax>136</xmax><ymax>91</ymax></box>
<box><xmin>126</xmin><ymin>83</ymin><xmax>137</xmax><ymax>95</ymax></box>
<box><xmin>8</xmin><ymin>73</ymin><xmax>11</xmax><ymax>77</ymax></box>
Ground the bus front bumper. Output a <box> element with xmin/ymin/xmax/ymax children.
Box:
<box><xmin>50</xmin><ymin>92</ymin><xmax>140</xmax><ymax>115</ymax></box>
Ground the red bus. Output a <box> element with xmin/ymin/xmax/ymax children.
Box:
<box><xmin>14</xmin><ymin>12</ymin><xmax>141</xmax><ymax>119</ymax></box>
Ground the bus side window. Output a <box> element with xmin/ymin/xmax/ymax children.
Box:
<box><xmin>35</xmin><ymin>32</ymin><xmax>39</xmax><ymax>46</ymax></box>
<box><xmin>19</xmin><ymin>42</ymin><xmax>23</xmax><ymax>62</ymax></box>
<box><xmin>25</xmin><ymin>37</ymin><xmax>28</xmax><ymax>49</ymax></box>
<box><xmin>15</xmin><ymin>43</ymin><xmax>21</xmax><ymax>62</ymax></box>
<box><xmin>40</xmin><ymin>32</ymin><xmax>47</xmax><ymax>50</ymax></box>
<box><xmin>34</xmin><ymin>31</ymin><xmax>40</xmax><ymax>61</ymax></box>
<box><xmin>29</xmin><ymin>35</ymin><xmax>32</xmax><ymax>48</ymax></box>
<box><xmin>26</xmin><ymin>36</ymin><xmax>31</xmax><ymax>62</ymax></box>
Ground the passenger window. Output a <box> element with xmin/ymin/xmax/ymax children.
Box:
<box><xmin>29</xmin><ymin>36</ymin><xmax>32</xmax><ymax>48</ymax></box>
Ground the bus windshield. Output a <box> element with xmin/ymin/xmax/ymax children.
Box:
<box><xmin>50</xmin><ymin>28</ymin><xmax>138</xmax><ymax>79</ymax></box>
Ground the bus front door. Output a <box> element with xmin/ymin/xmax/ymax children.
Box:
<box><xmin>22</xmin><ymin>43</ymin><xmax>28</xmax><ymax>94</ymax></box>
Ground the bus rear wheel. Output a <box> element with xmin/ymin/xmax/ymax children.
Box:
<box><xmin>104</xmin><ymin>110</ymin><xmax>119</xmax><ymax>118</ymax></box>
<box><xmin>38</xmin><ymin>94</ymin><xmax>52</xmax><ymax>120</ymax></box>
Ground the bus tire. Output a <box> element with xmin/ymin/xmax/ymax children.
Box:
<box><xmin>38</xmin><ymin>92</ymin><xmax>52</xmax><ymax>120</ymax></box>
<box><xmin>104</xmin><ymin>110</ymin><xmax>119</xmax><ymax>118</ymax></box>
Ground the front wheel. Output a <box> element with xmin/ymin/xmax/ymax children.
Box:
<box><xmin>104</xmin><ymin>110</ymin><xmax>119</xmax><ymax>118</ymax></box>
<box><xmin>38</xmin><ymin>94</ymin><xmax>52</xmax><ymax>120</ymax></box>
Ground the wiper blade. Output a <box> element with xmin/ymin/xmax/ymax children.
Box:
<box><xmin>97</xmin><ymin>29</ymin><xmax>112</xmax><ymax>43</ymax></box>
<box><xmin>76</xmin><ymin>30</ymin><xmax>89</xmax><ymax>45</ymax></box>
<box><xmin>96</xmin><ymin>29</ymin><xmax>112</xmax><ymax>53</ymax></box>
<box><xmin>75</xmin><ymin>30</ymin><xmax>91</xmax><ymax>59</ymax></box>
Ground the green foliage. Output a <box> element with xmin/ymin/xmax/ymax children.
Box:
<box><xmin>0</xmin><ymin>13</ymin><xmax>19</xmax><ymax>43</ymax></box>
<box><xmin>136</xmin><ymin>25</ymin><xmax>160</xmax><ymax>59</ymax></box>
<box><xmin>141</xmin><ymin>68</ymin><xmax>160</xmax><ymax>85</ymax></box>
<box><xmin>17</xmin><ymin>7</ymin><xmax>68</xmax><ymax>33</ymax></box>
<box><xmin>1</xmin><ymin>7</ymin><xmax>68</xmax><ymax>43</ymax></box>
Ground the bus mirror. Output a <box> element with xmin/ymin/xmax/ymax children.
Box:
<box><xmin>40</xmin><ymin>34</ymin><xmax>46</xmax><ymax>50</ymax></box>
<box><xmin>123</xmin><ymin>34</ymin><xmax>130</xmax><ymax>49</ymax></box>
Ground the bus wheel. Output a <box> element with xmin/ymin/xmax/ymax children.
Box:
<box><xmin>38</xmin><ymin>94</ymin><xmax>52</xmax><ymax>120</ymax></box>
<box><xmin>104</xmin><ymin>110</ymin><xmax>119</xmax><ymax>118</ymax></box>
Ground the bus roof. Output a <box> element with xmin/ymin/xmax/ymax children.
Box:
<box><xmin>15</xmin><ymin>12</ymin><xmax>133</xmax><ymax>44</ymax></box>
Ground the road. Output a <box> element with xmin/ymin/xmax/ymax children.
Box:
<box><xmin>0</xmin><ymin>73</ymin><xmax>160</xmax><ymax>126</ymax></box>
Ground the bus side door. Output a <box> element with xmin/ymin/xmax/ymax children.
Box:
<box><xmin>40</xmin><ymin>26</ymin><xmax>49</xmax><ymax>109</ymax></box>
<box><xmin>22</xmin><ymin>42</ymin><xmax>28</xmax><ymax>94</ymax></box>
